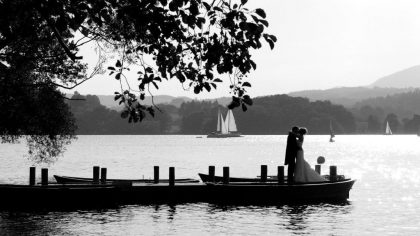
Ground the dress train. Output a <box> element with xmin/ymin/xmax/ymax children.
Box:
<box><xmin>294</xmin><ymin>149</ymin><xmax>326</xmax><ymax>183</ymax></box>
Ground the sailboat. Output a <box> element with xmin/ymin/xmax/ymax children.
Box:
<box><xmin>207</xmin><ymin>109</ymin><xmax>242</xmax><ymax>138</ymax></box>
<box><xmin>385</xmin><ymin>121</ymin><xmax>392</xmax><ymax>135</ymax></box>
<box><xmin>329</xmin><ymin>120</ymin><xmax>335</xmax><ymax>142</ymax></box>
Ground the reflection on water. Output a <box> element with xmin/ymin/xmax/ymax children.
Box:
<box><xmin>0</xmin><ymin>135</ymin><xmax>420</xmax><ymax>234</ymax></box>
<box><xmin>0</xmin><ymin>203</ymin><xmax>353</xmax><ymax>235</ymax></box>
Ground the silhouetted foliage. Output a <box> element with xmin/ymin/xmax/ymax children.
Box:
<box><xmin>179</xmin><ymin>95</ymin><xmax>356</xmax><ymax>134</ymax></box>
<box><xmin>367</xmin><ymin>115</ymin><xmax>381</xmax><ymax>134</ymax></box>
<box><xmin>354</xmin><ymin>89</ymin><xmax>420</xmax><ymax>121</ymax></box>
<box><xmin>0</xmin><ymin>0</ymin><xmax>274</xmax><ymax>160</ymax></box>
<box><xmin>402</xmin><ymin>114</ymin><xmax>420</xmax><ymax>134</ymax></box>
<box><xmin>350</xmin><ymin>90</ymin><xmax>420</xmax><ymax>133</ymax></box>
<box><xmin>67</xmin><ymin>93</ymin><xmax>173</xmax><ymax>134</ymax></box>
<box><xmin>0</xmin><ymin>67</ymin><xmax>76</xmax><ymax>162</ymax></box>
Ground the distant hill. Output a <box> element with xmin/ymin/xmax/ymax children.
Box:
<box><xmin>353</xmin><ymin>89</ymin><xmax>420</xmax><ymax>119</ymax></box>
<box><xmin>288</xmin><ymin>87</ymin><xmax>412</xmax><ymax>107</ymax></box>
<box><xmin>95</xmin><ymin>95</ymin><xmax>193</xmax><ymax>110</ymax></box>
<box><xmin>289</xmin><ymin>65</ymin><xmax>420</xmax><ymax>106</ymax></box>
<box><xmin>370</xmin><ymin>65</ymin><xmax>420</xmax><ymax>88</ymax></box>
<box><xmin>66</xmin><ymin>93</ymin><xmax>233</xmax><ymax>110</ymax></box>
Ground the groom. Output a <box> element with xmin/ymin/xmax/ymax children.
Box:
<box><xmin>284</xmin><ymin>126</ymin><xmax>299</xmax><ymax>183</ymax></box>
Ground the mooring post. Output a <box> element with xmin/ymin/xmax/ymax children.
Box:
<box><xmin>93</xmin><ymin>166</ymin><xmax>100</xmax><ymax>183</ymax></box>
<box><xmin>330</xmin><ymin>165</ymin><xmax>337</xmax><ymax>181</ymax></box>
<box><xmin>315</xmin><ymin>164</ymin><xmax>321</xmax><ymax>174</ymax></box>
<box><xmin>208</xmin><ymin>166</ymin><xmax>215</xmax><ymax>183</ymax></box>
<box><xmin>29</xmin><ymin>167</ymin><xmax>36</xmax><ymax>186</ymax></box>
<box><xmin>261</xmin><ymin>165</ymin><xmax>267</xmax><ymax>182</ymax></box>
<box><xmin>223</xmin><ymin>166</ymin><xmax>230</xmax><ymax>184</ymax></box>
<box><xmin>100</xmin><ymin>167</ymin><xmax>107</xmax><ymax>184</ymax></box>
<box><xmin>41</xmin><ymin>168</ymin><xmax>48</xmax><ymax>186</ymax></box>
<box><xmin>277</xmin><ymin>166</ymin><xmax>284</xmax><ymax>184</ymax></box>
<box><xmin>169</xmin><ymin>167</ymin><xmax>175</xmax><ymax>187</ymax></box>
<box><xmin>154</xmin><ymin>166</ymin><xmax>159</xmax><ymax>184</ymax></box>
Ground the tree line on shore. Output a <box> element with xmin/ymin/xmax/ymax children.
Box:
<box><xmin>68</xmin><ymin>91</ymin><xmax>420</xmax><ymax>135</ymax></box>
<box><xmin>351</xmin><ymin>90</ymin><xmax>420</xmax><ymax>134</ymax></box>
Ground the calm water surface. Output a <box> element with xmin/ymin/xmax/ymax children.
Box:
<box><xmin>0</xmin><ymin>135</ymin><xmax>419</xmax><ymax>235</ymax></box>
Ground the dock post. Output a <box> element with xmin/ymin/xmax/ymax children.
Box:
<box><xmin>208</xmin><ymin>166</ymin><xmax>215</xmax><ymax>183</ymax></box>
<box><xmin>223</xmin><ymin>166</ymin><xmax>230</xmax><ymax>184</ymax></box>
<box><xmin>261</xmin><ymin>165</ymin><xmax>267</xmax><ymax>182</ymax></box>
<box><xmin>41</xmin><ymin>168</ymin><xmax>48</xmax><ymax>186</ymax></box>
<box><xmin>315</xmin><ymin>165</ymin><xmax>321</xmax><ymax>174</ymax></box>
<box><xmin>100</xmin><ymin>168</ymin><xmax>107</xmax><ymax>184</ymax></box>
<box><xmin>29</xmin><ymin>167</ymin><xmax>36</xmax><ymax>186</ymax></box>
<box><xmin>277</xmin><ymin>166</ymin><xmax>284</xmax><ymax>184</ymax></box>
<box><xmin>154</xmin><ymin>166</ymin><xmax>159</xmax><ymax>184</ymax></box>
<box><xmin>93</xmin><ymin>166</ymin><xmax>100</xmax><ymax>183</ymax></box>
<box><xmin>330</xmin><ymin>165</ymin><xmax>337</xmax><ymax>181</ymax></box>
<box><xmin>169</xmin><ymin>167</ymin><xmax>175</xmax><ymax>187</ymax></box>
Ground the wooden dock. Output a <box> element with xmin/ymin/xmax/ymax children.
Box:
<box><xmin>0</xmin><ymin>165</ymin><xmax>356</xmax><ymax>209</ymax></box>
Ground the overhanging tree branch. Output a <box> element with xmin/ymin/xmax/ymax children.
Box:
<box><xmin>51</xmin><ymin>77</ymin><xmax>90</xmax><ymax>90</ymax></box>
<box><xmin>37</xmin><ymin>8</ymin><xmax>82</xmax><ymax>62</ymax></box>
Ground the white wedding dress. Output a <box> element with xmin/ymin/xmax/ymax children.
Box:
<box><xmin>294</xmin><ymin>140</ymin><xmax>327</xmax><ymax>183</ymax></box>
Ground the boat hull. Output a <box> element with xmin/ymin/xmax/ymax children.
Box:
<box><xmin>206</xmin><ymin>132</ymin><xmax>243</xmax><ymax>138</ymax></box>
<box><xmin>0</xmin><ymin>179</ymin><xmax>355</xmax><ymax>208</ymax></box>
<box><xmin>198</xmin><ymin>173</ymin><xmax>346</xmax><ymax>183</ymax></box>
<box><xmin>0</xmin><ymin>184</ymin><xmax>121</xmax><ymax>209</ymax></box>
<box><xmin>54</xmin><ymin>175</ymin><xmax>199</xmax><ymax>184</ymax></box>
<box><xmin>203</xmin><ymin>179</ymin><xmax>355</xmax><ymax>203</ymax></box>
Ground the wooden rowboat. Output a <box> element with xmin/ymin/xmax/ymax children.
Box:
<box><xmin>203</xmin><ymin>179</ymin><xmax>356</xmax><ymax>203</ymax></box>
<box><xmin>54</xmin><ymin>175</ymin><xmax>199</xmax><ymax>184</ymax></box>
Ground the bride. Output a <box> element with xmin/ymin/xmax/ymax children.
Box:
<box><xmin>294</xmin><ymin>128</ymin><xmax>327</xmax><ymax>183</ymax></box>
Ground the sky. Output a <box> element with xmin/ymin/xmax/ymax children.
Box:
<box><xmin>70</xmin><ymin>0</ymin><xmax>420</xmax><ymax>99</ymax></box>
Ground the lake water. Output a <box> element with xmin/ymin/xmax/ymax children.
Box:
<box><xmin>0</xmin><ymin>135</ymin><xmax>419</xmax><ymax>235</ymax></box>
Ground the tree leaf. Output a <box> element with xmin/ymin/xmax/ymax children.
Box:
<box><xmin>121</xmin><ymin>110</ymin><xmax>129</xmax><ymax>119</ymax></box>
<box><xmin>202</xmin><ymin>2</ymin><xmax>211</xmax><ymax>11</ymax></box>
<box><xmin>204</xmin><ymin>83</ymin><xmax>211</xmax><ymax>92</ymax></box>
<box><xmin>145</xmin><ymin>67</ymin><xmax>153</xmax><ymax>73</ymax></box>
<box><xmin>269</xmin><ymin>34</ymin><xmax>277</xmax><ymax>42</ymax></box>
<box><xmin>255</xmin><ymin>8</ymin><xmax>266</xmax><ymax>18</ymax></box>
<box><xmin>268</xmin><ymin>39</ymin><xmax>274</xmax><ymax>50</ymax></box>
<box><xmin>243</xmin><ymin>95</ymin><xmax>253</xmax><ymax>105</ymax></box>
<box><xmin>114</xmin><ymin>94</ymin><xmax>122</xmax><ymax>101</ymax></box>
<box><xmin>194</xmin><ymin>85</ymin><xmax>201</xmax><ymax>94</ymax></box>
<box><xmin>242</xmin><ymin>82</ymin><xmax>251</xmax><ymax>87</ymax></box>
<box><xmin>147</xmin><ymin>107</ymin><xmax>155</xmax><ymax>117</ymax></box>
<box><xmin>250</xmin><ymin>60</ymin><xmax>257</xmax><ymax>70</ymax></box>
<box><xmin>152</xmin><ymin>81</ymin><xmax>159</xmax><ymax>89</ymax></box>
<box><xmin>214</xmin><ymin>6</ymin><xmax>222</xmax><ymax>12</ymax></box>
<box><xmin>241</xmin><ymin>103</ymin><xmax>248</xmax><ymax>111</ymax></box>
<box><xmin>259</xmin><ymin>19</ymin><xmax>269</xmax><ymax>27</ymax></box>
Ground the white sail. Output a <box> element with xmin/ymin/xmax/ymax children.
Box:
<box><xmin>226</xmin><ymin>110</ymin><xmax>238</xmax><ymax>132</ymax></box>
<box><xmin>220</xmin><ymin>113</ymin><xmax>228</xmax><ymax>134</ymax></box>
<box><xmin>385</xmin><ymin>121</ymin><xmax>392</xmax><ymax>135</ymax></box>
<box><xmin>216</xmin><ymin>110</ymin><xmax>221</xmax><ymax>132</ymax></box>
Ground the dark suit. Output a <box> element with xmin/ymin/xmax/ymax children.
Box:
<box><xmin>285</xmin><ymin>131</ymin><xmax>298</xmax><ymax>183</ymax></box>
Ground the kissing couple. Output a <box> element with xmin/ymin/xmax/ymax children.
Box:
<box><xmin>284</xmin><ymin>126</ymin><xmax>326</xmax><ymax>183</ymax></box>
